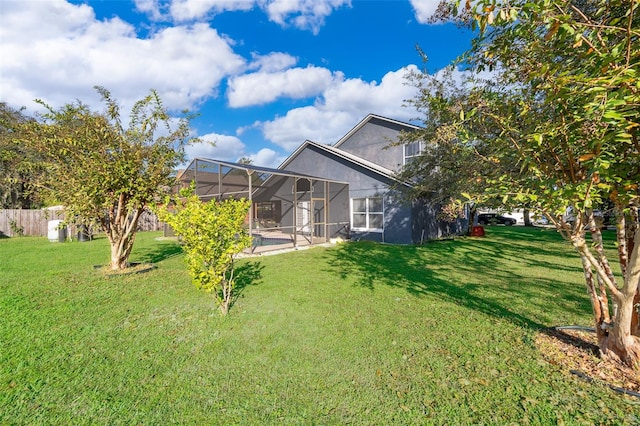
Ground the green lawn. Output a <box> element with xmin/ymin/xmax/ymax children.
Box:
<box><xmin>1</xmin><ymin>227</ymin><xmax>638</xmax><ymax>424</ymax></box>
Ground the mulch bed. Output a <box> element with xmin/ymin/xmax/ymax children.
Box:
<box><xmin>535</xmin><ymin>327</ymin><xmax>640</xmax><ymax>397</ymax></box>
<box><xmin>94</xmin><ymin>262</ymin><xmax>156</xmax><ymax>276</ymax></box>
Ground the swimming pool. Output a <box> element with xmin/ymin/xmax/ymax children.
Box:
<box><xmin>252</xmin><ymin>234</ymin><xmax>293</xmax><ymax>247</ymax></box>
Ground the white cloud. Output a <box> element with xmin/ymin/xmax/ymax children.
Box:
<box><xmin>409</xmin><ymin>0</ymin><xmax>442</xmax><ymax>23</ymax></box>
<box><xmin>264</xmin><ymin>0</ymin><xmax>351</xmax><ymax>35</ymax></box>
<box><xmin>227</xmin><ymin>66</ymin><xmax>338</xmax><ymax>107</ymax></box>
<box><xmin>262</xmin><ymin>107</ymin><xmax>355</xmax><ymax>151</ymax></box>
<box><xmin>133</xmin><ymin>0</ymin><xmax>167</xmax><ymax>21</ymax></box>
<box><xmin>185</xmin><ymin>133</ymin><xmax>246</xmax><ymax>161</ymax></box>
<box><xmin>250</xmin><ymin>148</ymin><xmax>286</xmax><ymax>168</ymax></box>
<box><xmin>0</xmin><ymin>0</ymin><xmax>100</xmax><ymax>41</ymax></box>
<box><xmin>248</xmin><ymin>52</ymin><xmax>298</xmax><ymax>73</ymax></box>
<box><xmin>158</xmin><ymin>0</ymin><xmax>350</xmax><ymax>33</ymax></box>
<box><xmin>169</xmin><ymin>0</ymin><xmax>253</xmax><ymax>21</ymax></box>
<box><xmin>260</xmin><ymin>66</ymin><xmax>420</xmax><ymax>151</ymax></box>
<box><xmin>0</xmin><ymin>1</ymin><xmax>245</xmax><ymax>115</ymax></box>
<box><xmin>258</xmin><ymin>65</ymin><xmax>499</xmax><ymax>152</ymax></box>
<box><xmin>322</xmin><ymin>66</ymin><xmax>417</xmax><ymax>117</ymax></box>
<box><xmin>184</xmin><ymin>134</ymin><xmax>285</xmax><ymax>168</ymax></box>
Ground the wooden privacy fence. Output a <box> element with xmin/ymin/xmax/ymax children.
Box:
<box><xmin>0</xmin><ymin>209</ymin><xmax>163</xmax><ymax>238</ymax></box>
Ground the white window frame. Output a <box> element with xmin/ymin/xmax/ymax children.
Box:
<box><xmin>351</xmin><ymin>197</ymin><xmax>384</xmax><ymax>232</ymax></box>
<box><xmin>403</xmin><ymin>141</ymin><xmax>424</xmax><ymax>165</ymax></box>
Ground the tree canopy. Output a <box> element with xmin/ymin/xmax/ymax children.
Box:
<box><xmin>403</xmin><ymin>0</ymin><xmax>640</xmax><ymax>367</ymax></box>
<box><xmin>22</xmin><ymin>87</ymin><xmax>194</xmax><ymax>270</ymax></box>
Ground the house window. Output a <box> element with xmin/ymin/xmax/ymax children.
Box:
<box><xmin>404</xmin><ymin>141</ymin><xmax>423</xmax><ymax>164</ymax></box>
<box><xmin>352</xmin><ymin>197</ymin><xmax>383</xmax><ymax>231</ymax></box>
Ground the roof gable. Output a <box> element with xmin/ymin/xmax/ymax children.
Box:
<box><xmin>279</xmin><ymin>140</ymin><xmax>412</xmax><ymax>188</ymax></box>
<box><xmin>333</xmin><ymin>113</ymin><xmax>421</xmax><ymax>149</ymax></box>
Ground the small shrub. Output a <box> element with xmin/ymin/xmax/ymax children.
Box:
<box><xmin>9</xmin><ymin>220</ymin><xmax>25</xmax><ymax>237</ymax></box>
<box><xmin>156</xmin><ymin>188</ymin><xmax>251</xmax><ymax>315</ymax></box>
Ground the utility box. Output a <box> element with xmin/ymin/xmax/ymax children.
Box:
<box><xmin>48</xmin><ymin>220</ymin><xmax>67</xmax><ymax>242</ymax></box>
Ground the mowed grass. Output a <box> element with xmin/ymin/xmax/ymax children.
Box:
<box><xmin>1</xmin><ymin>227</ymin><xmax>638</xmax><ymax>424</ymax></box>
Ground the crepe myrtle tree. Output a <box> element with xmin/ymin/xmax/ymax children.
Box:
<box><xmin>23</xmin><ymin>86</ymin><xmax>193</xmax><ymax>270</ymax></box>
<box><xmin>156</xmin><ymin>187</ymin><xmax>252</xmax><ymax>315</ymax></box>
<box><xmin>414</xmin><ymin>0</ymin><xmax>640</xmax><ymax>367</ymax></box>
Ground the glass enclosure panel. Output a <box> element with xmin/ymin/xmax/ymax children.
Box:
<box><xmin>312</xmin><ymin>181</ymin><xmax>325</xmax><ymax>198</ymax></box>
<box><xmin>178</xmin><ymin>158</ymin><xmax>350</xmax><ymax>253</ymax></box>
<box><xmin>219</xmin><ymin>166</ymin><xmax>251</xmax><ymax>197</ymax></box>
<box><xmin>194</xmin><ymin>160</ymin><xmax>220</xmax><ymax>197</ymax></box>
<box><xmin>314</xmin><ymin>200</ymin><xmax>325</xmax><ymax>223</ymax></box>
<box><xmin>252</xmin><ymin>172</ymin><xmax>269</xmax><ymax>191</ymax></box>
<box><xmin>255</xmin><ymin>201</ymin><xmax>282</xmax><ymax>227</ymax></box>
<box><xmin>197</xmin><ymin>160</ymin><xmax>219</xmax><ymax>173</ymax></box>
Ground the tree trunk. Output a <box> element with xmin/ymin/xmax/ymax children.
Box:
<box><xmin>625</xmin><ymin>207</ymin><xmax>640</xmax><ymax>337</ymax></box>
<box><xmin>578</xmin><ymin>253</ymin><xmax>609</xmax><ymax>344</ymax></box>
<box><xmin>633</xmin><ymin>290</ymin><xmax>640</xmax><ymax>337</ymax></box>
<box><xmin>110</xmin><ymin>242</ymin><xmax>130</xmax><ymax>270</ymax></box>
<box><xmin>218</xmin><ymin>266</ymin><xmax>234</xmax><ymax>316</ymax></box>
<box><xmin>574</xmin><ymin>229</ymin><xmax>640</xmax><ymax>368</ymax></box>
<box><xmin>601</xmin><ymin>294</ymin><xmax>640</xmax><ymax>369</ymax></box>
<box><xmin>105</xmin><ymin>205</ymin><xmax>143</xmax><ymax>270</ymax></box>
<box><xmin>603</xmin><ymin>225</ymin><xmax>640</xmax><ymax>367</ymax></box>
<box><xmin>108</xmin><ymin>228</ymin><xmax>138</xmax><ymax>270</ymax></box>
<box><xmin>468</xmin><ymin>204</ymin><xmax>478</xmax><ymax>234</ymax></box>
<box><xmin>523</xmin><ymin>208</ymin><xmax>533</xmax><ymax>227</ymax></box>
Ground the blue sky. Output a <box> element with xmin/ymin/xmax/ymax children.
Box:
<box><xmin>0</xmin><ymin>0</ymin><xmax>474</xmax><ymax>167</ymax></box>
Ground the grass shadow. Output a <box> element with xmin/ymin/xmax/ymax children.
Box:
<box><xmin>133</xmin><ymin>240</ymin><xmax>184</xmax><ymax>264</ymax></box>
<box><xmin>327</xmin><ymin>241</ymin><xmax>545</xmax><ymax>329</ymax></box>
<box><xmin>231</xmin><ymin>261</ymin><xmax>265</xmax><ymax>308</ymax></box>
<box><xmin>325</xmin><ymin>227</ymin><xmax>594</xmax><ymax>330</ymax></box>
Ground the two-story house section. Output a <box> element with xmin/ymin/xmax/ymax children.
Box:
<box><xmin>279</xmin><ymin>114</ymin><xmax>468</xmax><ymax>244</ymax></box>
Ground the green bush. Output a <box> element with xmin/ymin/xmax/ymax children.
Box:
<box><xmin>157</xmin><ymin>189</ymin><xmax>251</xmax><ymax>315</ymax></box>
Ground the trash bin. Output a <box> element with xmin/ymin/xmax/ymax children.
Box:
<box><xmin>471</xmin><ymin>225</ymin><xmax>485</xmax><ymax>237</ymax></box>
<box><xmin>58</xmin><ymin>226</ymin><xmax>67</xmax><ymax>242</ymax></box>
<box><xmin>77</xmin><ymin>225</ymin><xmax>91</xmax><ymax>242</ymax></box>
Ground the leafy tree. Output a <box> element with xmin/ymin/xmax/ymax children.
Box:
<box><xmin>22</xmin><ymin>87</ymin><xmax>193</xmax><ymax>270</ymax></box>
<box><xmin>394</xmin><ymin>65</ymin><xmax>495</xmax><ymax>229</ymax></box>
<box><xmin>0</xmin><ymin>103</ymin><xmax>42</xmax><ymax>208</ymax></box>
<box><xmin>156</xmin><ymin>188</ymin><xmax>252</xmax><ymax>315</ymax></box>
<box><xmin>406</xmin><ymin>1</ymin><xmax>639</xmax><ymax>367</ymax></box>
